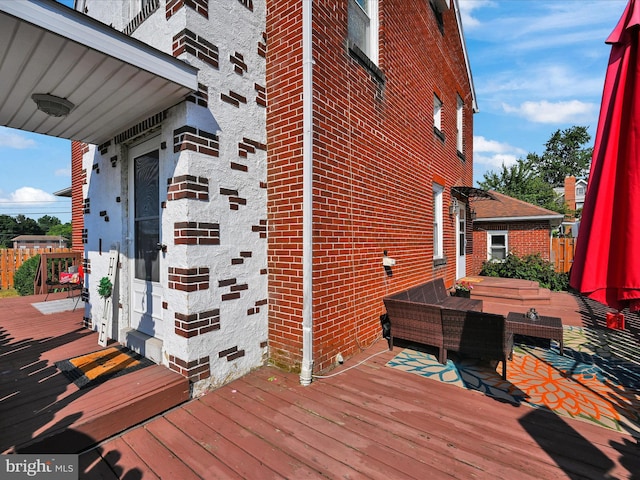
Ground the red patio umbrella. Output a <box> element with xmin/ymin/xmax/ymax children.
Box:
<box><xmin>570</xmin><ymin>0</ymin><xmax>640</xmax><ymax>313</ymax></box>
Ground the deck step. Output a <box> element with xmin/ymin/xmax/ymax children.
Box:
<box><xmin>14</xmin><ymin>364</ymin><xmax>190</xmax><ymax>454</ymax></box>
<box><xmin>463</xmin><ymin>276</ymin><xmax>552</xmax><ymax>306</ymax></box>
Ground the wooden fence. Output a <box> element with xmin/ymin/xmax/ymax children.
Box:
<box><xmin>551</xmin><ymin>237</ymin><xmax>575</xmax><ymax>274</ymax></box>
<box><xmin>0</xmin><ymin>248</ymin><xmax>75</xmax><ymax>290</ymax></box>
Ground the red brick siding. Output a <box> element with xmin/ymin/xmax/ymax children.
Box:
<box><xmin>71</xmin><ymin>141</ymin><xmax>87</xmax><ymax>253</ymax></box>
<box><xmin>267</xmin><ymin>1</ymin><xmax>475</xmax><ymax>373</ymax></box>
<box><xmin>168</xmin><ymin>267</ymin><xmax>210</xmax><ymax>291</ymax></box>
<box><xmin>172</xmin><ymin>29</ymin><xmax>219</xmax><ymax>67</ymax></box>
<box><xmin>173</xmin><ymin>126</ymin><xmax>219</xmax><ymax>157</ymax></box>
<box><xmin>470</xmin><ymin>221</ymin><xmax>552</xmax><ymax>275</ymax></box>
<box><xmin>174</xmin><ymin>221</ymin><xmax>220</xmax><ymax>245</ymax></box>
<box><xmin>168</xmin><ymin>354</ymin><xmax>210</xmax><ymax>382</ymax></box>
<box><xmin>167</xmin><ymin>175</ymin><xmax>210</xmax><ymax>201</ymax></box>
<box><xmin>175</xmin><ymin>309</ymin><xmax>221</xmax><ymax>338</ymax></box>
<box><xmin>166</xmin><ymin>0</ymin><xmax>208</xmax><ymax>20</ymax></box>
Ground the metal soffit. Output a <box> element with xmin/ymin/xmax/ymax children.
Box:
<box><xmin>0</xmin><ymin>0</ymin><xmax>198</xmax><ymax>145</ymax></box>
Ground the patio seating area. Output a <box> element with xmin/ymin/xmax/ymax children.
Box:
<box><xmin>0</xmin><ymin>285</ymin><xmax>638</xmax><ymax>478</ymax></box>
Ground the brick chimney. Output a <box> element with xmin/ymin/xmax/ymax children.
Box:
<box><xmin>564</xmin><ymin>176</ymin><xmax>576</xmax><ymax>221</ymax></box>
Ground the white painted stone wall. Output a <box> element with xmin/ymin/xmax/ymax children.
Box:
<box><xmin>81</xmin><ymin>0</ymin><xmax>267</xmax><ymax>396</ymax></box>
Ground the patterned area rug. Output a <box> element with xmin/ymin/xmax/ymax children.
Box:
<box><xmin>387</xmin><ymin>326</ymin><xmax>640</xmax><ymax>436</ymax></box>
<box><xmin>56</xmin><ymin>345</ymin><xmax>153</xmax><ymax>389</ymax></box>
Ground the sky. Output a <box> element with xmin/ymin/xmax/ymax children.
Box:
<box><xmin>459</xmin><ymin>0</ymin><xmax>628</xmax><ymax>185</ymax></box>
<box><xmin>0</xmin><ymin>0</ymin><xmax>630</xmax><ymax>224</ymax></box>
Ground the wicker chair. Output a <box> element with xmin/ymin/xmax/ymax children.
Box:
<box><xmin>441</xmin><ymin>309</ymin><xmax>514</xmax><ymax>380</ymax></box>
<box><xmin>382</xmin><ymin>298</ymin><xmax>446</xmax><ymax>363</ymax></box>
<box><xmin>387</xmin><ymin>278</ymin><xmax>482</xmax><ymax>311</ymax></box>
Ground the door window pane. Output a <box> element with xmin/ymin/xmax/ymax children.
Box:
<box><xmin>134</xmin><ymin>151</ymin><xmax>160</xmax><ymax>282</ymax></box>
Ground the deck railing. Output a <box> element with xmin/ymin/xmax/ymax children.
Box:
<box><xmin>0</xmin><ymin>248</ymin><xmax>75</xmax><ymax>290</ymax></box>
<box><xmin>33</xmin><ymin>251</ymin><xmax>83</xmax><ymax>295</ymax></box>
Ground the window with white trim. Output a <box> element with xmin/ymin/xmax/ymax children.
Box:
<box><xmin>434</xmin><ymin>94</ymin><xmax>442</xmax><ymax>133</ymax></box>
<box><xmin>348</xmin><ymin>0</ymin><xmax>379</xmax><ymax>65</ymax></box>
<box><xmin>456</xmin><ymin>94</ymin><xmax>463</xmax><ymax>153</ymax></box>
<box><xmin>488</xmin><ymin>231</ymin><xmax>508</xmax><ymax>261</ymax></box>
<box><xmin>433</xmin><ymin>184</ymin><xmax>444</xmax><ymax>259</ymax></box>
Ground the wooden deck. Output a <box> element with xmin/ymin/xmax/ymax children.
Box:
<box><xmin>2</xmin><ymin>288</ymin><xmax>639</xmax><ymax>478</ymax></box>
<box><xmin>80</xmin><ymin>290</ymin><xmax>639</xmax><ymax>479</ymax></box>
<box><xmin>0</xmin><ymin>292</ymin><xmax>190</xmax><ymax>454</ymax></box>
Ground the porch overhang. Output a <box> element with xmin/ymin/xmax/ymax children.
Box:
<box><xmin>0</xmin><ymin>0</ymin><xmax>198</xmax><ymax>145</ymax></box>
<box><xmin>451</xmin><ymin>186</ymin><xmax>495</xmax><ymax>200</ymax></box>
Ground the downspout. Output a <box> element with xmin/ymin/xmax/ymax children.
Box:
<box><xmin>300</xmin><ymin>0</ymin><xmax>314</xmax><ymax>386</ymax></box>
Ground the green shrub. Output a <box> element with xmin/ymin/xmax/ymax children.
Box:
<box><xmin>14</xmin><ymin>254</ymin><xmax>41</xmax><ymax>296</ymax></box>
<box><xmin>480</xmin><ymin>253</ymin><xmax>569</xmax><ymax>291</ymax></box>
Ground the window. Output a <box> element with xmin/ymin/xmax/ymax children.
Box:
<box><xmin>433</xmin><ymin>94</ymin><xmax>443</xmax><ymax>136</ymax></box>
<box><xmin>488</xmin><ymin>231</ymin><xmax>508</xmax><ymax>261</ymax></box>
<box><xmin>348</xmin><ymin>0</ymin><xmax>379</xmax><ymax>65</ymax></box>
<box><xmin>433</xmin><ymin>184</ymin><xmax>444</xmax><ymax>259</ymax></box>
<box><xmin>576</xmin><ymin>186</ymin><xmax>585</xmax><ymax>196</ymax></box>
<box><xmin>456</xmin><ymin>95</ymin><xmax>463</xmax><ymax>153</ymax></box>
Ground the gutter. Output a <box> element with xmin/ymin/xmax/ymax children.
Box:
<box><xmin>478</xmin><ymin>215</ymin><xmax>564</xmax><ymax>223</ymax></box>
<box><xmin>300</xmin><ymin>0</ymin><xmax>314</xmax><ymax>386</ymax></box>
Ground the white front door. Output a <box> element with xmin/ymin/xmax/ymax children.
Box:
<box><xmin>129</xmin><ymin>138</ymin><xmax>164</xmax><ymax>340</ymax></box>
<box><xmin>456</xmin><ymin>202</ymin><xmax>466</xmax><ymax>279</ymax></box>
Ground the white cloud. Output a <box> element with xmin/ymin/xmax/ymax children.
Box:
<box><xmin>458</xmin><ymin>0</ymin><xmax>495</xmax><ymax>29</ymax></box>
<box><xmin>0</xmin><ymin>128</ymin><xmax>37</xmax><ymax>149</ymax></box>
<box><xmin>0</xmin><ymin>187</ymin><xmax>57</xmax><ymax>204</ymax></box>
<box><xmin>502</xmin><ymin>100</ymin><xmax>596</xmax><ymax>124</ymax></box>
<box><xmin>474</xmin><ymin>135</ymin><xmax>526</xmax><ymax>155</ymax></box>
<box><xmin>474</xmin><ymin>153</ymin><xmax>519</xmax><ymax>170</ymax></box>
<box><xmin>55</xmin><ymin>167</ymin><xmax>71</xmax><ymax>177</ymax></box>
<box><xmin>473</xmin><ymin>136</ymin><xmax>526</xmax><ymax>170</ymax></box>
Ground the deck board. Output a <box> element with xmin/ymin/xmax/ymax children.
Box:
<box><xmin>0</xmin><ymin>292</ymin><xmax>189</xmax><ymax>454</ymax></box>
<box><xmin>3</xmin><ymin>288</ymin><xmax>639</xmax><ymax>478</ymax></box>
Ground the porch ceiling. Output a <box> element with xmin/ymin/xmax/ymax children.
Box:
<box><xmin>0</xmin><ymin>0</ymin><xmax>198</xmax><ymax>145</ymax></box>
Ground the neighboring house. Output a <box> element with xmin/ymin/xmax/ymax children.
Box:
<box><xmin>469</xmin><ymin>191</ymin><xmax>564</xmax><ymax>275</ymax></box>
<box><xmin>553</xmin><ymin>175</ymin><xmax>587</xmax><ymax>237</ymax></box>
<box><xmin>553</xmin><ymin>175</ymin><xmax>588</xmax><ymax>214</ymax></box>
<box><xmin>0</xmin><ymin>0</ymin><xmax>476</xmax><ymax>392</ymax></box>
<box><xmin>11</xmin><ymin>235</ymin><xmax>68</xmax><ymax>249</ymax></box>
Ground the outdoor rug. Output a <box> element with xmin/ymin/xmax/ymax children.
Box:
<box><xmin>55</xmin><ymin>345</ymin><xmax>154</xmax><ymax>389</ymax></box>
<box><xmin>386</xmin><ymin>326</ymin><xmax>640</xmax><ymax>436</ymax></box>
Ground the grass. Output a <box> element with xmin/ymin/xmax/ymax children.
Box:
<box><xmin>0</xmin><ymin>288</ymin><xmax>19</xmax><ymax>298</ymax></box>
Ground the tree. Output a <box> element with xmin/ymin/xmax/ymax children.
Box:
<box><xmin>0</xmin><ymin>214</ymin><xmax>67</xmax><ymax>248</ymax></box>
<box><xmin>534</xmin><ymin>126</ymin><xmax>592</xmax><ymax>187</ymax></box>
<box><xmin>479</xmin><ymin>126</ymin><xmax>593</xmax><ymax>213</ymax></box>
<box><xmin>0</xmin><ymin>215</ymin><xmax>19</xmax><ymax>248</ymax></box>
<box><xmin>478</xmin><ymin>156</ymin><xmax>565</xmax><ymax>213</ymax></box>
<box><xmin>14</xmin><ymin>214</ymin><xmax>44</xmax><ymax>236</ymax></box>
<box><xmin>37</xmin><ymin>215</ymin><xmax>61</xmax><ymax>233</ymax></box>
<box><xmin>47</xmin><ymin>223</ymin><xmax>72</xmax><ymax>241</ymax></box>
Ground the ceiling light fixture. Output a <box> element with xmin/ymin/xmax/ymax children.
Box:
<box><xmin>31</xmin><ymin>93</ymin><xmax>75</xmax><ymax>117</ymax></box>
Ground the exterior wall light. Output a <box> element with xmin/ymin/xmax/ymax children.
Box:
<box><xmin>31</xmin><ymin>93</ymin><xmax>75</xmax><ymax>117</ymax></box>
<box><xmin>449</xmin><ymin>197</ymin><xmax>459</xmax><ymax>216</ymax></box>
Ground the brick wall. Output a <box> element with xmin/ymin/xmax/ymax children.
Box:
<box><xmin>71</xmin><ymin>141</ymin><xmax>87</xmax><ymax>252</ymax></box>
<box><xmin>470</xmin><ymin>221</ymin><xmax>552</xmax><ymax>275</ymax></box>
<box><xmin>267</xmin><ymin>1</ymin><xmax>475</xmax><ymax>373</ymax></box>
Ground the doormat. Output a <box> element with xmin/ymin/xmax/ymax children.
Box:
<box><xmin>386</xmin><ymin>327</ymin><xmax>640</xmax><ymax>437</ymax></box>
<box><xmin>55</xmin><ymin>345</ymin><xmax>154</xmax><ymax>389</ymax></box>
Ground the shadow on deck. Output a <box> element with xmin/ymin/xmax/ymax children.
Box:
<box><xmin>0</xmin><ymin>292</ymin><xmax>189</xmax><ymax>454</ymax></box>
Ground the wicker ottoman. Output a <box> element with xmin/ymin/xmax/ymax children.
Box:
<box><xmin>506</xmin><ymin>312</ymin><xmax>563</xmax><ymax>355</ymax></box>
